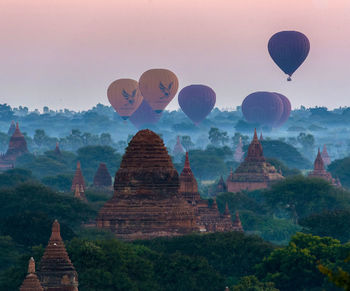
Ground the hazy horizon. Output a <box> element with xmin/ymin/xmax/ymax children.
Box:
<box><xmin>1</xmin><ymin>0</ymin><xmax>350</xmax><ymax>111</ymax></box>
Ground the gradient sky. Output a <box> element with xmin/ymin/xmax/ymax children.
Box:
<box><xmin>1</xmin><ymin>0</ymin><xmax>350</xmax><ymax>111</ymax></box>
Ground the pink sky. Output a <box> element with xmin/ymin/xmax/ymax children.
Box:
<box><xmin>1</xmin><ymin>0</ymin><xmax>350</xmax><ymax>110</ymax></box>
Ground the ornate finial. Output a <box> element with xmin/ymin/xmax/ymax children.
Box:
<box><xmin>260</xmin><ymin>132</ymin><xmax>263</xmax><ymax>141</ymax></box>
<box><xmin>77</xmin><ymin>161</ymin><xmax>81</xmax><ymax>169</ymax></box>
<box><xmin>16</xmin><ymin>122</ymin><xmax>19</xmax><ymax>129</ymax></box>
<box><xmin>184</xmin><ymin>152</ymin><xmax>190</xmax><ymax>169</ymax></box>
<box><xmin>50</xmin><ymin>219</ymin><xmax>62</xmax><ymax>241</ymax></box>
<box><xmin>28</xmin><ymin>257</ymin><xmax>35</xmax><ymax>274</ymax></box>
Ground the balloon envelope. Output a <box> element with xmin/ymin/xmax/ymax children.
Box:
<box><xmin>242</xmin><ymin>92</ymin><xmax>284</xmax><ymax>127</ymax></box>
<box><xmin>129</xmin><ymin>100</ymin><xmax>161</xmax><ymax>129</ymax></box>
<box><xmin>178</xmin><ymin>84</ymin><xmax>216</xmax><ymax>125</ymax></box>
<box><xmin>268</xmin><ymin>31</ymin><xmax>310</xmax><ymax>80</ymax></box>
<box><xmin>139</xmin><ymin>69</ymin><xmax>179</xmax><ymax>113</ymax></box>
<box><xmin>107</xmin><ymin>79</ymin><xmax>143</xmax><ymax>120</ymax></box>
<box><xmin>273</xmin><ymin>93</ymin><xmax>291</xmax><ymax>127</ymax></box>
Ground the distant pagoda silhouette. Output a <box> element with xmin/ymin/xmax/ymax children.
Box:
<box><xmin>93</xmin><ymin>163</ymin><xmax>112</xmax><ymax>188</ymax></box>
<box><xmin>308</xmin><ymin>148</ymin><xmax>340</xmax><ymax>187</ymax></box>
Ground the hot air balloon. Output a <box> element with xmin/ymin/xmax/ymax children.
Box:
<box><xmin>242</xmin><ymin>91</ymin><xmax>284</xmax><ymax>127</ymax></box>
<box><xmin>178</xmin><ymin>84</ymin><xmax>216</xmax><ymax>125</ymax></box>
<box><xmin>107</xmin><ymin>79</ymin><xmax>143</xmax><ymax>120</ymax></box>
<box><xmin>139</xmin><ymin>69</ymin><xmax>179</xmax><ymax>113</ymax></box>
<box><xmin>268</xmin><ymin>31</ymin><xmax>310</xmax><ymax>81</ymax></box>
<box><xmin>273</xmin><ymin>93</ymin><xmax>291</xmax><ymax>127</ymax></box>
<box><xmin>129</xmin><ymin>100</ymin><xmax>161</xmax><ymax>129</ymax></box>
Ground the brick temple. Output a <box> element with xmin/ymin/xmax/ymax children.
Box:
<box><xmin>96</xmin><ymin>130</ymin><xmax>242</xmax><ymax>240</ymax></box>
<box><xmin>20</xmin><ymin>258</ymin><xmax>44</xmax><ymax>291</ymax></box>
<box><xmin>0</xmin><ymin>122</ymin><xmax>28</xmax><ymax>171</ymax></box>
<box><xmin>226</xmin><ymin>129</ymin><xmax>284</xmax><ymax>192</ymax></box>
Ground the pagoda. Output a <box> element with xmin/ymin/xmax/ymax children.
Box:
<box><xmin>308</xmin><ymin>148</ymin><xmax>338</xmax><ymax>186</ymax></box>
<box><xmin>20</xmin><ymin>257</ymin><xmax>43</xmax><ymax>291</ymax></box>
<box><xmin>226</xmin><ymin>129</ymin><xmax>284</xmax><ymax>192</ymax></box>
<box><xmin>321</xmin><ymin>144</ymin><xmax>331</xmax><ymax>167</ymax></box>
<box><xmin>0</xmin><ymin>122</ymin><xmax>28</xmax><ymax>171</ymax></box>
<box><xmin>71</xmin><ymin>161</ymin><xmax>85</xmax><ymax>193</ymax></box>
<box><xmin>37</xmin><ymin>220</ymin><xmax>78</xmax><ymax>291</ymax></box>
<box><xmin>93</xmin><ymin>163</ymin><xmax>112</xmax><ymax>188</ymax></box>
<box><xmin>54</xmin><ymin>142</ymin><xmax>61</xmax><ymax>155</ymax></box>
<box><xmin>96</xmin><ymin>130</ymin><xmax>198</xmax><ymax>240</ymax></box>
<box><xmin>178</xmin><ymin>152</ymin><xmax>237</xmax><ymax>233</ymax></box>
<box><xmin>234</xmin><ymin>137</ymin><xmax>244</xmax><ymax>163</ymax></box>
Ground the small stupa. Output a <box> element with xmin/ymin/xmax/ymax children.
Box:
<box><xmin>37</xmin><ymin>220</ymin><xmax>78</xmax><ymax>291</ymax></box>
<box><xmin>93</xmin><ymin>163</ymin><xmax>112</xmax><ymax>188</ymax></box>
<box><xmin>20</xmin><ymin>257</ymin><xmax>43</xmax><ymax>291</ymax></box>
<box><xmin>227</xmin><ymin>129</ymin><xmax>284</xmax><ymax>192</ymax></box>
<box><xmin>71</xmin><ymin>161</ymin><xmax>85</xmax><ymax>193</ymax></box>
<box><xmin>54</xmin><ymin>142</ymin><xmax>61</xmax><ymax>155</ymax></box>
<box><xmin>232</xmin><ymin>211</ymin><xmax>244</xmax><ymax>232</ymax></box>
<box><xmin>321</xmin><ymin>144</ymin><xmax>331</xmax><ymax>167</ymax></box>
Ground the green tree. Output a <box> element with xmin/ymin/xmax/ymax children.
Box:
<box><xmin>300</xmin><ymin>210</ymin><xmax>350</xmax><ymax>243</ymax></box>
<box><xmin>328</xmin><ymin>157</ymin><xmax>350</xmax><ymax>188</ymax></box>
<box><xmin>256</xmin><ymin>233</ymin><xmax>350</xmax><ymax>291</ymax></box>
<box><xmin>263</xmin><ymin>176</ymin><xmax>350</xmax><ymax>223</ymax></box>
<box><xmin>209</xmin><ymin>127</ymin><xmax>229</xmax><ymax>146</ymax></box>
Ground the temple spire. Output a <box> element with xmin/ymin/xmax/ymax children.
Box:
<box><xmin>260</xmin><ymin>132</ymin><xmax>263</xmax><ymax>141</ymax></box>
<box><xmin>253</xmin><ymin>128</ymin><xmax>258</xmax><ymax>141</ymax></box>
<box><xmin>28</xmin><ymin>257</ymin><xmax>35</xmax><ymax>274</ymax></box>
<box><xmin>224</xmin><ymin>202</ymin><xmax>230</xmax><ymax>216</ymax></box>
<box><xmin>184</xmin><ymin>152</ymin><xmax>190</xmax><ymax>169</ymax></box>
<box><xmin>314</xmin><ymin>148</ymin><xmax>325</xmax><ymax>171</ymax></box>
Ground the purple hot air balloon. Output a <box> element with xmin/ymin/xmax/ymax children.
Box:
<box><xmin>129</xmin><ymin>100</ymin><xmax>161</xmax><ymax>129</ymax></box>
<box><xmin>178</xmin><ymin>84</ymin><xmax>216</xmax><ymax>125</ymax></box>
<box><xmin>268</xmin><ymin>31</ymin><xmax>310</xmax><ymax>81</ymax></box>
<box><xmin>242</xmin><ymin>91</ymin><xmax>284</xmax><ymax>127</ymax></box>
<box><xmin>273</xmin><ymin>93</ymin><xmax>291</xmax><ymax>127</ymax></box>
